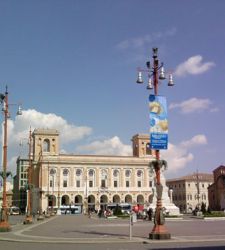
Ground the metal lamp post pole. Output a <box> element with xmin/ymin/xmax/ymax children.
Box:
<box><xmin>37</xmin><ymin>147</ymin><xmax>45</xmax><ymax>220</ymax></box>
<box><xmin>0</xmin><ymin>86</ymin><xmax>22</xmax><ymax>232</ymax></box>
<box><xmin>150</xmin><ymin>52</ymin><xmax>170</xmax><ymax>239</ymax></box>
<box><xmin>136</xmin><ymin>48</ymin><xmax>174</xmax><ymax>240</ymax></box>
<box><xmin>0</xmin><ymin>88</ymin><xmax>11</xmax><ymax>232</ymax></box>
<box><xmin>24</xmin><ymin>128</ymin><xmax>33</xmax><ymax>224</ymax></box>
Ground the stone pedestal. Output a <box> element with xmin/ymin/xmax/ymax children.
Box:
<box><xmin>150</xmin><ymin>170</ymin><xmax>180</xmax><ymax>216</ymax></box>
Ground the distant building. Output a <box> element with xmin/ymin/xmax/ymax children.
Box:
<box><xmin>166</xmin><ymin>172</ymin><xmax>213</xmax><ymax>213</ymax></box>
<box><xmin>208</xmin><ymin>165</ymin><xmax>225</xmax><ymax>210</ymax></box>
<box><xmin>13</xmin><ymin>158</ymin><xmax>29</xmax><ymax>213</ymax></box>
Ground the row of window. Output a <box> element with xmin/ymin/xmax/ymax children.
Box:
<box><xmin>49</xmin><ymin>168</ymin><xmax>151</xmax><ymax>189</ymax></box>
<box><xmin>173</xmin><ymin>193</ymin><xmax>207</xmax><ymax>201</ymax></box>
<box><xmin>57</xmin><ymin>168</ymin><xmax>147</xmax><ymax>177</ymax></box>
<box><xmin>169</xmin><ymin>182</ymin><xmax>209</xmax><ymax>189</ymax></box>
<box><xmin>50</xmin><ymin>179</ymin><xmax>153</xmax><ymax>189</ymax></box>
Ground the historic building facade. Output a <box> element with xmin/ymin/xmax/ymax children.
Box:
<box><xmin>166</xmin><ymin>173</ymin><xmax>213</xmax><ymax>213</ymax></box>
<box><xmin>208</xmin><ymin>165</ymin><xmax>225</xmax><ymax>210</ymax></box>
<box><xmin>28</xmin><ymin>129</ymin><xmax>156</xmax><ymax>213</ymax></box>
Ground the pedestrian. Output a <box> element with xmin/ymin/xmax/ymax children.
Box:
<box><xmin>148</xmin><ymin>208</ymin><xmax>153</xmax><ymax>221</ymax></box>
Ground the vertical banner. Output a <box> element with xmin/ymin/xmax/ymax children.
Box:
<box><xmin>149</xmin><ymin>95</ymin><xmax>168</xmax><ymax>150</ymax></box>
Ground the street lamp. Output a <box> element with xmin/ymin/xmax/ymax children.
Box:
<box><xmin>23</xmin><ymin>128</ymin><xmax>33</xmax><ymax>224</ymax></box>
<box><xmin>136</xmin><ymin>48</ymin><xmax>174</xmax><ymax>240</ymax></box>
<box><xmin>36</xmin><ymin>143</ymin><xmax>45</xmax><ymax>220</ymax></box>
<box><xmin>0</xmin><ymin>86</ymin><xmax>22</xmax><ymax>232</ymax></box>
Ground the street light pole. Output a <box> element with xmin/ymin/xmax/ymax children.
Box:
<box><xmin>37</xmin><ymin>144</ymin><xmax>45</xmax><ymax>220</ymax></box>
<box><xmin>24</xmin><ymin>128</ymin><xmax>33</xmax><ymax>224</ymax></box>
<box><xmin>0</xmin><ymin>86</ymin><xmax>22</xmax><ymax>232</ymax></box>
<box><xmin>136</xmin><ymin>48</ymin><xmax>174</xmax><ymax>240</ymax></box>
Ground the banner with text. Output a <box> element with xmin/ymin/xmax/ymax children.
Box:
<box><xmin>149</xmin><ymin>95</ymin><xmax>168</xmax><ymax>150</ymax></box>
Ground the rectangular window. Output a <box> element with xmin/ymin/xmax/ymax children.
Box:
<box><xmin>50</xmin><ymin>180</ymin><xmax>53</xmax><ymax>187</ymax></box>
<box><xmin>149</xmin><ymin>181</ymin><xmax>152</xmax><ymax>187</ymax></box>
<box><xmin>76</xmin><ymin>180</ymin><xmax>80</xmax><ymax>188</ymax></box>
<box><xmin>138</xmin><ymin>181</ymin><xmax>141</xmax><ymax>188</ymax></box>
<box><xmin>89</xmin><ymin>180</ymin><xmax>93</xmax><ymax>188</ymax></box>
<box><xmin>126</xmin><ymin>181</ymin><xmax>129</xmax><ymax>188</ymax></box>
<box><xmin>63</xmin><ymin>180</ymin><xmax>67</xmax><ymax>188</ymax></box>
<box><xmin>101</xmin><ymin>179</ymin><xmax>106</xmax><ymax>188</ymax></box>
<box><xmin>114</xmin><ymin>180</ymin><xmax>118</xmax><ymax>188</ymax></box>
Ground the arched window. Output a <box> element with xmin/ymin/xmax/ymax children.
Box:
<box><xmin>43</xmin><ymin>139</ymin><xmax>50</xmax><ymax>152</ymax></box>
<box><xmin>76</xmin><ymin>169</ymin><xmax>82</xmax><ymax>176</ymax></box>
<box><xmin>113</xmin><ymin>169</ymin><xmax>119</xmax><ymax>177</ymax></box>
<box><xmin>89</xmin><ymin>169</ymin><xmax>94</xmax><ymax>177</ymax></box>
<box><xmin>63</xmin><ymin>169</ymin><xmax>69</xmax><ymax>176</ymax></box>
<box><xmin>125</xmin><ymin>170</ymin><xmax>131</xmax><ymax>178</ymax></box>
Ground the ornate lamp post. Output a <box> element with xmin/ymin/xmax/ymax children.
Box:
<box><xmin>136</xmin><ymin>48</ymin><xmax>174</xmax><ymax>240</ymax></box>
<box><xmin>0</xmin><ymin>86</ymin><xmax>22</xmax><ymax>232</ymax></box>
<box><xmin>24</xmin><ymin>128</ymin><xmax>33</xmax><ymax>224</ymax></box>
<box><xmin>37</xmin><ymin>143</ymin><xmax>45</xmax><ymax>220</ymax></box>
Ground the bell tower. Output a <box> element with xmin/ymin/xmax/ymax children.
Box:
<box><xmin>32</xmin><ymin>129</ymin><xmax>59</xmax><ymax>161</ymax></box>
<box><xmin>132</xmin><ymin>134</ymin><xmax>152</xmax><ymax>157</ymax></box>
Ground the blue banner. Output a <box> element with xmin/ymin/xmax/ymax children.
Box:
<box><xmin>149</xmin><ymin>95</ymin><xmax>168</xmax><ymax>150</ymax></box>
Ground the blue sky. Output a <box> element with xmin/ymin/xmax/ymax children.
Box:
<box><xmin>0</xmin><ymin>0</ymin><xmax>225</xmax><ymax>178</ymax></box>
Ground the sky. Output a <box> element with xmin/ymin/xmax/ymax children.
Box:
<box><xmin>0</xmin><ymin>0</ymin><xmax>225</xmax><ymax>179</ymax></box>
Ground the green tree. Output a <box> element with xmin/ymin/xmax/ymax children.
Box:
<box><xmin>201</xmin><ymin>202</ymin><xmax>207</xmax><ymax>214</ymax></box>
<box><xmin>113</xmin><ymin>205</ymin><xmax>123</xmax><ymax>216</ymax></box>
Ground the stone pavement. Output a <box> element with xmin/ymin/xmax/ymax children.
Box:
<box><xmin>1</xmin><ymin>214</ymin><xmax>225</xmax><ymax>246</ymax></box>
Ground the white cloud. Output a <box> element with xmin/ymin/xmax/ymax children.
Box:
<box><xmin>161</xmin><ymin>134</ymin><xmax>207</xmax><ymax>173</ymax></box>
<box><xmin>76</xmin><ymin>136</ymin><xmax>132</xmax><ymax>156</ymax></box>
<box><xmin>161</xmin><ymin>143</ymin><xmax>194</xmax><ymax>172</ymax></box>
<box><xmin>116</xmin><ymin>28</ymin><xmax>176</xmax><ymax>50</ymax></box>
<box><xmin>174</xmin><ymin>55</ymin><xmax>215</xmax><ymax>77</ymax></box>
<box><xmin>12</xmin><ymin>109</ymin><xmax>92</xmax><ymax>144</ymax></box>
<box><xmin>169</xmin><ymin>97</ymin><xmax>216</xmax><ymax>114</ymax></box>
<box><xmin>1</xmin><ymin>109</ymin><xmax>93</xmax><ymax>174</ymax></box>
<box><xmin>180</xmin><ymin>134</ymin><xmax>207</xmax><ymax>148</ymax></box>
